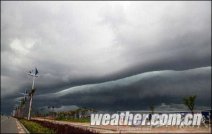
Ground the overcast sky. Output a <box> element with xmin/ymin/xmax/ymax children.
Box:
<box><xmin>1</xmin><ymin>1</ymin><xmax>211</xmax><ymax>114</ymax></box>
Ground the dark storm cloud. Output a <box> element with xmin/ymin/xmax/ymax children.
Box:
<box><xmin>1</xmin><ymin>1</ymin><xmax>211</xmax><ymax>114</ymax></box>
<box><xmin>34</xmin><ymin>67</ymin><xmax>211</xmax><ymax>112</ymax></box>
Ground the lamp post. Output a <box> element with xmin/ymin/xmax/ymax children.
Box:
<box><xmin>13</xmin><ymin>105</ymin><xmax>18</xmax><ymax>117</ymax></box>
<box><xmin>27</xmin><ymin>67</ymin><xmax>39</xmax><ymax>120</ymax></box>
<box><xmin>19</xmin><ymin>90</ymin><xmax>28</xmax><ymax>118</ymax></box>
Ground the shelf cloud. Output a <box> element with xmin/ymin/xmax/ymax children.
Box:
<box><xmin>35</xmin><ymin>67</ymin><xmax>211</xmax><ymax>111</ymax></box>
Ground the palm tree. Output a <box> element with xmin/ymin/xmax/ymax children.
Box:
<box><xmin>149</xmin><ymin>105</ymin><xmax>154</xmax><ymax>121</ymax></box>
<box><xmin>51</xmin><ymin>106</ymin><xmax>54</xmax><ymax>116</ymax></box>
<box><xmin>183</xmin><ymin>95</ymin><xmax>196</xmax><ymax>114</ymax></box>
<box><xmin>149</xmin><ymin>105</ymin><xmax>154</xmax><ymax>114</ymax></box>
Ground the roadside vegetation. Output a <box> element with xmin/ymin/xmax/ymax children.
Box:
<box><xmin>31</xmin><ymin>119</ymin><xmax>97</xmax><ymax>134</ymax></box>
<box><xmin>19</xmin><ymin>118</ymin><xmax>97</xmax><ymax>134</ymax></box>
<box><xmin>19</xmin><ymin>119</ymin><xmax>55</xmax><ymax>134</ymax></box>
<box><xmin>35</xmin><ymin>107</ymin><xmax>94</xmax><ymax>123</ymax></box>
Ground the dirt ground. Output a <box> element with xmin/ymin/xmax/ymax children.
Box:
<box><xmin>33</xmin><ymin>117</ymin><xmax>211</xmax><ymax>133</ymax></box>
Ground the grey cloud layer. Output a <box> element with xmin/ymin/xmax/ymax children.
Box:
<box><xmin>35</xmin><ymin>67</ymin><xmax>211</xmax><ymax>111</ymax></box>
<box><xmin>1</xmin><ymin>1</ymin><xmax>211</xmax><ymax>113</ymax></box>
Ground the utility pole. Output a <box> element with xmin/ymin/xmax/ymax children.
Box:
<box><xmin>27</xmin><ymin>68</ymin><xmax>39</xmax><ymax>120</ymax></box>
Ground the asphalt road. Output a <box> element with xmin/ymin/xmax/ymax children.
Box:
<box><xmin>1</xmin><ymin>115</ymin><xmax>25</xmax><ymax>133</ymax></box>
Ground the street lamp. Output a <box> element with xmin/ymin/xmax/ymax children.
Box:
<box><xmin>19</xmin><ymin>89</ymin><xmax>28</xmax><ymax>99</ymax></box>
<box><xmin>13</xmin><ymin>104</ymin><xmax>18</xmax><ymax>117</ymax></box>
<box><xmin>27</xmin><ymin>67</ymin><xmax>39</xmax><ymax>120</ymax></box>
<box><xmin>18</xmin><ymin>90</ymin><xmax>28</xmax><ymax>118</ymax></box>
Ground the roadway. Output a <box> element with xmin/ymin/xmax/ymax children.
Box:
<box><xmin>1</xmin><ymin>115</ymin><xmax>27</xmax><ymax>133</ymax></box>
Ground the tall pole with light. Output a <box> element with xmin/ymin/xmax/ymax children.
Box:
<box><xmin>27</xmin><ymin>67</ymin><xmax>39</xmax><ymax>120</ymax></box>
<box><xmin>19</xmin><ymin>89</ymin><xmax>28</xmax><ymax>118</ymax></box>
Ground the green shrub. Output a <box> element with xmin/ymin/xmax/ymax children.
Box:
<box><xmin>19</xmin><ymin>119</ymin><xmax>55</xmax><ymax>133</ymax></box>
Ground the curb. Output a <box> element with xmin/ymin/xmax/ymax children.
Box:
<box><xmin>16</xmin><ymin>119</ymin><xmax>30</xmax><ymax>134</ymax></box>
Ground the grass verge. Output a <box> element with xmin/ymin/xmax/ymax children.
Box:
<box><xmin>19</xmin><ymin>119</ymin><xmax>55</xmax><ymax>134</ymax></box>
<box><xmin>32</xmin><ymin>119</ymin><xmax>97</xmax><ymax>134</ymax></box>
